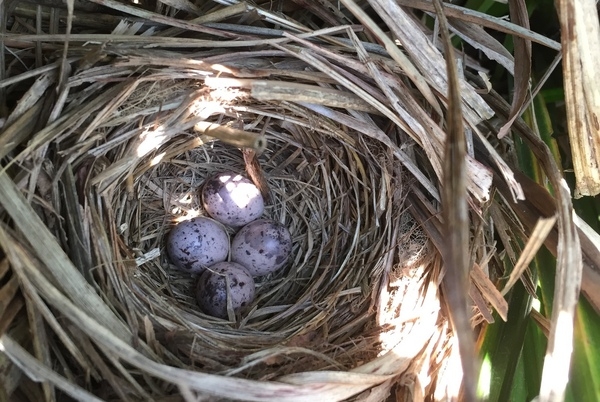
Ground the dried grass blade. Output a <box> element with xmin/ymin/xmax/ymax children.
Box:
<box><xmin>493</xmin><ymin>167</ymin><xmax>600</xmax><ymax>312</ymax></box>
<box><xmin>574</xmin><ymin>213</ymin><xmax>600</xmax><ymax>313</ymax></box>
<box><xmin>338</xmin><ymin>0</ymin><xmax>442</xmax><ymax>116</ymax></box>
<box><xmin>471</xmin><ymin>264</ymin><xmax>508</xmax><ymax>322</ymax></box>
<box><xmin>243</xmin><ymin>149</ymin><xmax>271</xmax><ymax>203</ymax></box>
<box><xmin>273</xmin><ymin>43</ymin><xmax>408</xmax><ymax>134</ymax></box>
<box><xmin>85</xmin><ymin>0</ymin><xmax>236</xmax><ymax>38</ymax></box>
<box><xmin>5</xmin><ymin>83</ymin><xmax>125</xmax><ymax>169</ymax></box>
<box><xmin>62</xmin><ymin>167</ymin><xmax>93</xmax><ymax>282</ymax></box>
<box><xmin>289</xmin><ymin>0</ymin><xmax>349</xmax><ymax>26</ymax></box>
<box><xmin>0</xmin><ymin>172</ymin><xmax>132</xmax><ymax>343</ymax></box>
<box><xmin>247</xmin><ymin>80</ymin><xmax>380</xmax><ymax>114</ymax></box>
<box><xmin>0</xmin><ymin>101</ymin><xmax>44</xmax><ymax>160</ymax></box>
<box><xmin>5</xmin><ymin>72</ymin><xmax>55</xmax><ymax>127</ymax></box>
<box><xmin>25</xmin><ymin>290</ymin><xmax>56</xmax><ymax>402</ymax></box>
<box><xmin>367</xmin><ymin>0</ymin><xmax>494</xmax><ymax>124</ymax></box>
<box><xmin>539</xmin><ymin>208</ymin><xmax>581</xmax><ymax>402</ymax></box>
<box><xmin>473</xmin><ymin>126</ymin><xmax>525</xmax><ymax>202</ymax></box>
<box><xmin>0</xmin><ymin>336</ymin><xmax>103</xmax><ymax>402</ymax></box>
<box><xmin>0</xmin><ymin>270</ymin><xmax>19</xmax><ymax>309</ymax></box>
<box><xmin>278</xmin><ymin>371</ymin><xmax>392</xmax><ymax>385</ymax></box>
<box><xmin>447</xmin><ymin>18</ymin><xmax>514</xmax><ymax>75</ymax></box>
<box><xmin>531</xmin><ymin>309</ymin><xmax>551</xmax><ymax>337</ymax></box>
<box><xmin>74</xmin><ymin>333</ymin><xmax>139</xmax><ymax>401</ymax></box>
<box><xmin>13</xmin><ymin>262</ymin><xmax>92</xmax><ymax>375</ymax></box>
<box><xmin>432</xmin><ymin>0</ymin><xmax>478</xmax><ymax>400</ymax></box>
<box><xmin>157</xmin><ymin>0</ymin><xmax>201</xmax><ymax>15</ymax></box>
<box><xmin>57</xmin><ymin>0</ymin><xmax>74</xmax><ymax>93</ymax></box>
<box><xmin>470</xmin><ymin>285</ymin><xmax>495</xmax><ymax>324</ymax></box>
<box><xmin>273</xmin><ymin>36</ymin><xmax>493</xmax><ymax>203</ymax></box>
<box><xmin>0</xmin><ymin>58</ymin><xmax>78</xmax><ymax>89</ymax></box>
<box><xmin>160</xmin><ymin>2</ymin><xmax>249</xmax><ymax>37</ymax></box>
<box><xmin>0</xmin><ymin>297</ymin><xmax>24</xmax><ymax>338</ymax></box>
<box><xmin>558</xmin><ymin>0</ymin><xmax>600</xmax><ymax>197</ymax></box>
<box><xmin>193</xmin><ymin>121</ymin><xmax>266</xmax><ymax>153</ymax></box>
<box><xmin>211</xmin><ymin>0</ymin><xmax>307</xmax><ymax>32</ymax></box>
<box><xmin>0</xmin><ymin>0</ymin><xmax>5</xmax><ymax>105</ymax></box>
<box><xmin>0</xmin><ymin>336</ymin><xmax>22</xmax><ymax>399</ymax></box>
<box><xmin>396</xmin><ymin>0</ymin><xmax>561</xmax><ymax>51</ymax></box>
<box><xmin>501</xmin><ymin>215</ymin><xmax>557</xmax><ymax>296</ymax></box>
<box><xmin>0</xmin><ymin>269</ymin><xmax>23</xmax><ymax>336</ymax></box>
<box><xmin>497</xmin><ymin>0</ymin><xmax>532</xmax><ymax>139</ymax></box>
<box><xmin>4</xmin><ymin>30</ymin><xmax>360</xmax><ymax>50</ymax></box>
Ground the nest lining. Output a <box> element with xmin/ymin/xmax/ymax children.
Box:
<box><xmin>105</xmin><ymin>79</ymin><xmax>408</xmax><ymax>376</ymax></box>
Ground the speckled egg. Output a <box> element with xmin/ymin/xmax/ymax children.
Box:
<box><xmin>196</xmin><ymin>261</ymin><xmax>255</xmax><ymax>319</ymax></box>
<box><xmin>231</xmin><ymin>219</ymin><xmax>292</xmax><ymax>277</ymax></box>
<box><xmin>202</xmin><ymin>171</ymin><xmax>264</xmax><ymax>227</ymax></box>
<box><xmin>166</xmin><ymin>217</ymin><xmax>229</xmax><ymax>274</ymax></box>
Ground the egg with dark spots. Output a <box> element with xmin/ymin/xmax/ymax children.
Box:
<box><xmin>166</xmin><ymin>217</ymin><xmax>229</xmax><ymax>274</ymax></box>
<box><xmin>231</xmin><ymin>219</ymin><xmax>292</xmax><ymax>277</ymax></box>
<box><xmin>196</xmin><ymin>261</ymin><xmax>255</xmax><ymax>319</ymax></box>
<box><xmin>202</xmin><ymin>172</ymin><xmax>264</xmax><ymax>227</ymax></box>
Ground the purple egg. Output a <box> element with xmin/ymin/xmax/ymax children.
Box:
<box><xmin>231</xmin><ymin>219</ymin><xmax>292</xmax><ymax>277</ymax></box>
<box><xmin>166</xmin><ymin>217</ymin><xmax>229</xmax><ymax>274</ymax></box>
<box><xmin>202</xmin><ymin>172</ymin><xmax>264</xmax><ymax>227</ymax></box>
<box><xmin>196</xmin><ymin>262</ymin><xmax>255</xmax><ymax>319</ymax></box>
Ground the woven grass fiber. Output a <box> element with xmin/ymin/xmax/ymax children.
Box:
<box><xmin>0</xmin><ymin>0</ymin><xmax>568</xmax><ymax>401</ymax></box>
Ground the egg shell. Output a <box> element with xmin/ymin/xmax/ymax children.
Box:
<box><xmin>202</xmin><ymin>171</ymin><xmax>264</xmax><ymax>227</ymax></box>
<box><xmin>231</xmin><ymin>219</ymin><xmax>292</xmax><ymax>277</ymax></box>
<box><xmin>166</xmin><ymin>217</ymin><xmax>229</xmax><ymax>274</ymax></box>
<box><xmin>196</xmin><ymin>261</ymin><xmax>255</xmax><ymax>319</ymax></box>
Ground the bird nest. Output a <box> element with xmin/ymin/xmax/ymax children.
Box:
<box><xmin>0</xmin><ymin>1</ymin><xmax>570</xmax><ymax>401</ymax></box>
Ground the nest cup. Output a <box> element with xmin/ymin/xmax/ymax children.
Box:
<box><xmin>0</xmin><ymin>73</ymin><xmax>440</xmax><ymax>401</ymax></box>
<box><xmin>111</xmin><ymin>79</ymin><xmax>434</xmax><ymax>394</ymax></box>
<box><xmin>0</xmin><ymin>4</ymin><xmax>484</xmax><ymax>401</ymax></box>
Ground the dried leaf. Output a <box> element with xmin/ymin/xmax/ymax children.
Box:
<box><xmin>448</xmin><ymin>18</ymin><xmax>515</xmax><ymax>75</ymax></box>
<box><xmin>339</xmin><ymin>0</ymin><xmax>443</xmax><ymax>117</ymax></box>
<box><xmin>0</xmin><ymin>172</ymin><xmax>132</xmax><ymax>343</ymax></box>
<box><xmin>559</xmin><ymin>0</ymin><xmax>600</xmax><ymax>197</ymax></box>
<box><xmin>0</xmin><ymin>336</ymin><xmax>103</xmax><ymax>402</ymax></box>
<box><xmin>396</xmin><ymin>0</ymin><xmax>560</xmax><ymax>51</ymax></box>
<box><xmin>85</xmin><ymin>0</ymin><xmax>238</xmax><ymax>38</ymax></box>
<box><xmin>574</xmin><ymin>213</ymin><xmax>600</xmax><ymax>313</ymax></box>
<box><xmin>243</xmin><ymin>149</ymin><xmax>271</xmax><ymax>203</ymax></box>
<box><xmin>497</xmin><ymin>0</ymin><xmax>532</xmax><ymax>139</ymax></box>
<box><xmin>431</xmin><ymin>0</ymin><xmax>478</xmax><ymax>400</ymax></box>
<box><xmin>367</xmin><ymin>0</ymin><xmax>494</xmax><ymax>125</ymax></box>
<box><xmin>289</xmin><ymin>0</ymin><xmax>349</xmax><ymax>26</ymax></box>
<box><xmin>157</xmin><ymin>0</ymin><xmax>201</xmax><ymax>15</ymax></box>
<box><xmin>193</xmin><ymin>121</ymin><xmax>266</xmax><ymax>152</ymax></box>
<box><xmin>472</xmin><ymin>263</ymin><xmax>509</xmax><ymax>322</ymax></box>
<box><xmin>501</xmin><ymin>215</ymin><xmax>558</xmax><ymax>296</ymax></box>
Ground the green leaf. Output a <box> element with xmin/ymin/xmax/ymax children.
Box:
<box><xmin>478</xmin><ymin>268</ymin><xmax>533</xmax><ymax>401</ymax></box>
<box><xmin>570</xmin><ymin>297</ymin><xmax>600</xmax><ymax>401</ymax></box>
<box><xmin>521</xmin><ymin>312</ymin><xmax>546</xmax><ymax>399</ymax></box>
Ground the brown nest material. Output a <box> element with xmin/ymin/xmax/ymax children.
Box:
<box><xmin>0</xmin><ymin>1</ymin><xmax>587</xmax><ymax>401</ymax></box>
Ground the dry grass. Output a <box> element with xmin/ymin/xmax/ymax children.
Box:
<box><xmin>0</xmin><ymin>1</ymin><xmax>593</xmax><ymax>401</ymax></box>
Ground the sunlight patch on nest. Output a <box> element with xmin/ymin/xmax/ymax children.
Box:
<box><xmin>434</xmin><ymin>334</ymin><xmax>465</xmax><ymax>401</ymax></box>
<box><xmin>137</xmin><ymin>125</ymin><xmax>166</xmax><ymax>157</ymax></box>
<box><xmin>189</xmin><ymin>84</ymin><xmax>249</xmax><ymax>120</ymax></box>
<box><xmin>377</xmin><ymin>262</ymin><xmax>440</xmax><ymax>356</ymax></box>
<box><xmin>372</xmin><ymin>210</ymin><xmax>454</xmax><ymax>399</ymax></box>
